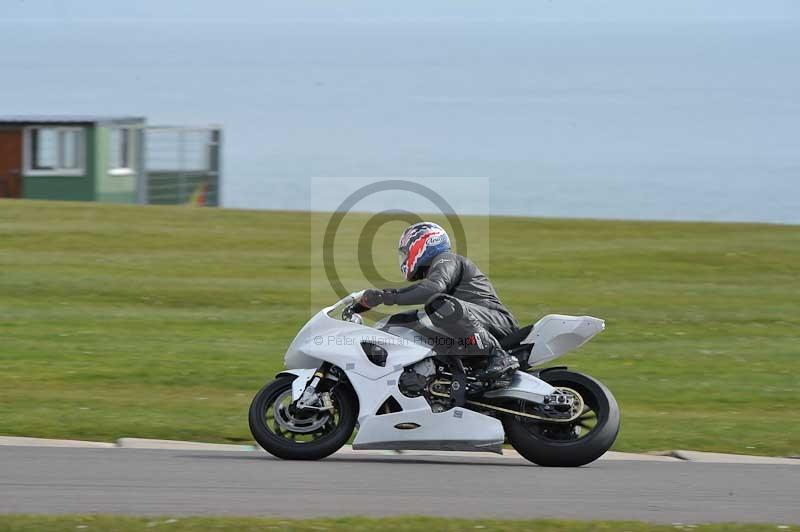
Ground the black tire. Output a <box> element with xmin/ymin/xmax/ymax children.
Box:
<box><xmin>503</xmin><ymin>369</ymin><xmax>620</xmax><ymax>467</ymax></box>
<box><xmin>248</xmin><ymin>375</ymin><xmax>357</xmax><ymax>460</ymax></box>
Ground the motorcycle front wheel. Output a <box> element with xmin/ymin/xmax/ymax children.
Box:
<box><xmin>503</xmin><ymin>369</ymin><xmax>620</xmax><ymax>467</ymax></box>
<box><xmin>248</xmin><ymin>375</ymin><xmax>357</xmax><ymax>460</ymax></box>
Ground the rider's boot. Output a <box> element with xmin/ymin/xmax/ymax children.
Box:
<box><xmin>476</xmin><ymin>347</ymin><xmax>519</xmax><ymax>383</ymax></box>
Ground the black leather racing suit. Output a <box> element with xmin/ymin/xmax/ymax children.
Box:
<box><xmin>378</xmin><ymin>252</ymin><xmax>519</xmax><ymax>359</ymax></box>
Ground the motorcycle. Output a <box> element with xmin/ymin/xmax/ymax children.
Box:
<box><xmin>249</xmin><ymin>291</ymin><xmax>620</xmax><ymax>467</ymax></box>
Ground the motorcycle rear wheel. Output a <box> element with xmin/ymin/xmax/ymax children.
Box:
<box><xmin>503</xmin><ymin>369</ymin><xmax>620</xmax><ymax>467</ymax></box>
<box><xmin>249</xmin><ymin>375</ymin><xmax>357</xmax><ymax>460</ymax></box>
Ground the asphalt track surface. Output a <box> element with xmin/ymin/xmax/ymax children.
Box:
<box><xmin>1</xmin><ymin>446</ymin><xmax>798</xmax><ymax>524</ymax></box>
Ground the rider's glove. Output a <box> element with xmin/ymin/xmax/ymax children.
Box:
<box><xmin>360</xmin><ymin>288</ymin><xmax>398</xmax><ymax>308</ymax></box>
<box><xmin>360</xmin><ymin>289</ymin><xmax>384</xmax><ymax>308</ymax></box>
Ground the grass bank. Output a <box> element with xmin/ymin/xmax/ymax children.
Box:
<box><xmin>0</xmin><ymin>200</ymin><xmax>798</xmax><ymax>455</ymax></box>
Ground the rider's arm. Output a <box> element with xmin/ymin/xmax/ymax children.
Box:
<box><xmin>383</xmin><ymin>254</ymin><xmax>460</xmax><ymax>306</ymax></box>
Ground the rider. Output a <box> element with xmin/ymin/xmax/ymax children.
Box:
<box><xmin>356</xmin><ymin>221</ymin><xmax>520</xmax><ymax>381</ymax></box>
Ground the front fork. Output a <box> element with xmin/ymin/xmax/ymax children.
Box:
<box><xmin>295</xmin><ymin>362</ymin><xmax>334</xmax><ymax>411</ymax></box>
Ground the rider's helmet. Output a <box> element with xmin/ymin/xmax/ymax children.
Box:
<box><xmin>398</xmin><ymin>222</ymin><xmax>451</xmax><ymax>281</ymax></box>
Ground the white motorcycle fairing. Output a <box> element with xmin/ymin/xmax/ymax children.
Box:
<box><xmin>352</xmin><ymin>406</ymin><xmax>504</xmax><ymax>453</ymax></box>
<box><xmin>524</xmin><ymin>314</ymin><xmax>605</xmax><ymax>367</ymax></box>
<box><xmin>281</xmin><ymin>299</ymin><xmax>506</xmax><ymax>452</ymax></box>
<box><xmin>279</xmin><ymin>294</ymin><xmax>600</xmax><ymax>454</ymax></box>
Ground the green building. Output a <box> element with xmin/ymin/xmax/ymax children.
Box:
<box><xmin>0</xmin><ymin>116</ymin><xmax>220</xmax><ymax>206</ymax></box>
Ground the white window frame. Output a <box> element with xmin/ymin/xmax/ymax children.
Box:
<box><xmin>23</xmin><ymin>126</ymin><xmax>86</xmax><ymax>177</ymax></box>
<box><xmin>108</xmin><ymin>127</ymin><xmax>136</xmax><ymax>177</ymax></box>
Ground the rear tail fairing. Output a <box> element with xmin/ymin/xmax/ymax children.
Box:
<box><xmin>524</xmin><ymin>314</ymin><xmax>605</xmax><ymax>367</ymax></box>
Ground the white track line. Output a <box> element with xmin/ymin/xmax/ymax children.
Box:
<box><xmin>116</xmin><ymin>438</ymin><xmax>256</xmax><ymax>451</ymax></box>
<box><xmin>0</xmin><ymin>436</ymin><xmax>115</xmax><ymax>448</ymax></box>
<box><xmin>665</xmin><ymin>449</ymin><xmax>800</xmax><ymax>465</ymax></box>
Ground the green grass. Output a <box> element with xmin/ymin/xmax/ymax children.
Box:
<box><xmin>0</xmin><ymin>515</ymin><xmax>794</xmax><ymax>532</ymax></box>
<box><xmin>1</xmin><ymin>199</ymin><xmax>798</xmax><ymax>455</ymax></box>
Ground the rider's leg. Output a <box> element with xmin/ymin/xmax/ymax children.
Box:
<box><xmin>424</xmin><ymin>294</ymin><xmax>518</xmax><ymax>380</ymax></box>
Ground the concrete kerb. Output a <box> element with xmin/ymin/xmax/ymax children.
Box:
<box><xmin>1</xmin><ymin>436</ymin><xmax>797</xmax><ymax>464</ymax></box>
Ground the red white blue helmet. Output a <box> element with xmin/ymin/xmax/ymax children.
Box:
<box><xmin>398</xmin><ymin>222</ymin><xmax>451</xmax><ymax>281</ymax></box>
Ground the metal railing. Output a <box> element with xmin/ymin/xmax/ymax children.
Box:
<box><xmin>141</xmin><ymin>126</ymin><xmax>221</xmax><ymax>206</ymax></box>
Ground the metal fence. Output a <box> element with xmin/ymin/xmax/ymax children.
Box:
<box><xmin>141</xmin><ymin>126</ymin><xmax>221</xmax><ymax>206</ymax></box>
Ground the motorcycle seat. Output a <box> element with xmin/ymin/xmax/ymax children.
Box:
<box><xmin>498</xmin><ymin>324</ymin><xmax>533</xmax><ymax>349</ymax></box>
